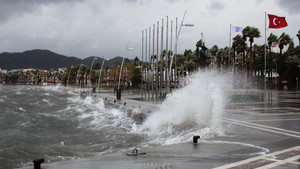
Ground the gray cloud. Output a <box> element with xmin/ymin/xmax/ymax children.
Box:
<box><xmin>208</xmin><ymin>0</ymin><xmax>225</xmax><ymax>10</ymax></box>
<box><xmin>277</xmin><ymin>0</ymin><xmax>300</xmax><ymax>14</ymax></box>
<box><xmin>0</xmin><ymin>0</ymin><xmax>298</xmax><ymax>59</ymax></box>
<box><xmin>0</xmin><ymin>0</ymin><xmax>84</xmax><ymax>22</ymax></box>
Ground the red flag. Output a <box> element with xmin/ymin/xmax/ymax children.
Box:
<box><xmin>268</xmin><ymin>14</ymin><xmax>288</xmax><ymax>29</ymax></box>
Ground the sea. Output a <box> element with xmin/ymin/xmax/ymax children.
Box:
<box><xmin>0</xmin><ymin>71</ymin><xmax>231</xmax><ymax>169</ymax></box>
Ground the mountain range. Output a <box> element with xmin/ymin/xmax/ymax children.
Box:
<box><xmin>0</xmin><ymin>49</ymin><xmax>134</xmax><ymax>70</ymax></box>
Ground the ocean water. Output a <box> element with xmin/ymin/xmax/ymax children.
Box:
<box><xmin>0</xmin><ymin>71</ymin><xmax>232</xmax><ymax>169</ymax></box>
<box><xmin>0</xmin><ymin>85</ymin><xmax>145</xmax><ymax>169</ymax></box>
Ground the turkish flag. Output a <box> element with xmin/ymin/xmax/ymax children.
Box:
<box><xmin>268</xmin><ymin>14</ymin><xmax>288</xmax><ymax>29</ymax></box>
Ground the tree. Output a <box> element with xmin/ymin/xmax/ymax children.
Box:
<box><xmin>217</xmin><ymin>48</ymin><xmax>227</xmax><ymax>68</ymax></box>
<box><xmin>134</xmin><ymin>56</ymin><xmax>139</xmax><ymax>66</ymax></box>
<box><xmin>210</xmin><ymin>45</ymin><xmax>218</xmax><ymax>67</ymax></box>
<box><xmin>297</xmin><ymin>29</ymin><xmax>300</xmax><ymax>52</ymax></box>
<box><xmin>267</xmin><ymin>33</ymin><xmax>278</xmax><ymax>80</ymax></box>
<box><xmin>242</xmin><ymin>26</ymin><xmax>251</xmax><ymax>69</ymax></box>
<box><xmin>223</xmin><ymin>47</ymin><xmax>230</xmax><ymax>67</ymax></box>
<box><xmin>131</xmin><ymin>67</ymin><xmax>142</xmax><ymax>88</ymax></box>
<box><xmin>232</xmin><ymin>35</ymin><xmax>244</xmax><ymax>68</ymax></box>
<box><xmin>253</xmin><ymin>44</ymin><xmax>265</xmax><ymax>77</ymax></box>
<box><xmin>245</xmin><ymin>26</ymin><xmax>261</xmax><ymax>76</ymax></box>
<box><xmin>211</xmin><ymin>45</ymin><xmax>219</xmax><ymax>56</ymax></box>
<box><xmin>278</xmin><ymin>32</ymin><xmax>291</xmax><ymax>87</ymax></box>
<box><xmin>183</xmin><ymin>49</ymin><xmax>195</xmax><ymax>73</ymax></box>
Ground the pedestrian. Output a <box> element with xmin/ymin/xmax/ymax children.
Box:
<box><xmin>199</xmin><ymin>46</ymin><xmax>207</xmax><ymax>69</ymax></box>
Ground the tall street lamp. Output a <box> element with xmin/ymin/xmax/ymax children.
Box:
<box><xmin>117</xmin><ymin>42</ymin><xmax>134</xmax><ymax>99</ymax></box>
<box><xmin>97</xmin><ymin>58</ymin><xmax>109</xmax><ymax>92</ymax></box>
<box><xmin>89</xmin><ymin>57</ymin><xmax>98</xmax><ymax>93</ymax></box>
<box><xmin>297</xmin><ymin>65</ymin><xmax>300</xmax><ymax>92</ymax></box>
<box><xmin>67</xmin><ymin>66</ymin><xmax>74</xmax><ymax>88</ymax></box>
<box><xmin>168</xmin><ymin>10</ymin><xmax>194</xmax><ymax>93</ymax></box>
<box><xmin>76</xmin><ymin>64</ymin><xmax>84</xmax><ymax>87</ymax></box>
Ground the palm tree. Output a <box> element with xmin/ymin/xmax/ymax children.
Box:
<box><xmin>278</xmin><ymin>32</ymin><xmax>291</xmax><ymax>87</ymax></box>
<box><xmin>217</xmin><ymin>48</ymin><xmax>226</xmax><ymax>68</ymax></box>
<box><xmin>297</xmin><ymin>29</ymin><xmax>300</xmax><ymax>52</ymax></box>
<box><xmin>242</xmin><ymin>26</ymin><xmax>251</xmax><ymax>70</ymax></box>
<box><xmin>134</xmin><ymin>56</ymin><xmax>139</xmax><ymax>66</ymax></box>
<box><xmin>267</xmin><ymin>33</ymin><xmax>278</xmax><ymax>80</ymax></box>
<box><xmin>247</xmin><ymin>26</ymin><xmax>261</xmax><ymax>76</ymax></box>
<box><xmin>223</xmin><ymin>47</ymin><xmax>230</xmax><ymax>67</ymax></box>
<box><xmin>211</xmin><ymin>45</ymin><xmax>218</xmax><ymax>63</ymax></box>
<box><xmin>183</xmin><ymin>49</ymin><xmax>195</xmax><ymax>73</ymax></box>
<box><xmin>33</xmin><ymin>69</ymin><xmax>38</xmax><ymax>85</ymax></box>
<box><xmin>232</xmin><ymin>35</ymin><xmax>244</xmax><ymax>68</ymax></box>
<box><xmin>176</xmin><ymin>54</ymin><xmax>185</xmax><ymax>75</ymax></box>
<box><xmin>253</xmin><ymin>44</ymin><xmax>265</xmax><ymax>77</ymax></box>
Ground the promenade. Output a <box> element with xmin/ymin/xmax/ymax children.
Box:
<box><xmin>21</xmin><ymin>90</ymin><xmax>300</xmax><ymax>169</ymax></box>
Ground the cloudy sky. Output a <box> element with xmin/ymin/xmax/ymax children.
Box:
<box><xmin>0</xmin><ymin>0</ymin><xmax>299</xmax><ymax>59</ymax></box>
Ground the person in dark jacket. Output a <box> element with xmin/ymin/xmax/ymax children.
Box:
<box><xmin>199</xmin><ymin>46</ymin><xmax>207</xmax><ymax>69</ymax></box>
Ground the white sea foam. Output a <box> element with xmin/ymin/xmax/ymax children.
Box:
<box><xmin>15</xmin><ymin>90</ymin><xmax>22</xmax><ymax>95</ymax></box>
<box><xmin>42</xmin><ymin>99</ymin><xmax>54</xmax><ymax>106</ymax></box>
<box><xmin>18</xmin><ymin>107</ymin><xmax>26</xmax><ymax>112</ymax></box>
<box><xmin>140</xmin><ymin>70</ymin><xmax>232</xmax><ymax>145</ymax></box>
<box><xmin>66</xmin><ymin>95</ymin><xmax>133</xmax><ymax>131</ymax></box>
<box><xmin>43</xmin><ymin>92</ymin><xmax>52</xmax><ymax>96</ymax></box>
<box><xmin>42</xmin><ymin>84</ymin><xmax>64</xmax><ymax>93</ymax></box>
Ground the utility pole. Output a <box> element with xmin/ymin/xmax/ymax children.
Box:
<box><xmin>170</xmin><ymin>20</ymin><xmax>173</xmax><ymax>89</ymax></box>
<box><xmin>148</xmin><ymin>26</ymin><xmax>151</xmax><ymax>100</ymax></box>
<box><xmin>145</xmin><ymin>28</ymin><xmax>148</xmax><ymax>100</ymax></box>
<box><xmin>160</xmin><ymin>19</ymin><xmax>164</xmax><ymax>99</ymax></box>
<box><xmin>141</xmin><ymin>30</ymin><xmax>144</xmax><ymax>100</ymax></box>
<box><xmin>175</xmin><ymin>17</ymin><xmax>178</xmax><ymax>88</ymax></box>
<box><xmin>152</xmin><ymin>24</ymin><xmax>155</xmax><ymax>100</ymax></box>
<box><xmin>156</xmin><ymin>21</ymin><xmax>159</xmax><ymax>100</ymax></box>
<box><xmin>166</xmin><ymin>16</ymin><xmax>169</xmax><ymax>94</ymax></box>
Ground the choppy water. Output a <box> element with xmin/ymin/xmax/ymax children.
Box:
<box><xmin>0</xmin><ymin>85</ymin><xmax>145</xmax><ymax>169</ymax></box>
<box><xmin>0</xmin><ymin>71</ymin><xmax>232</xmax><ymax>169</ymax></box>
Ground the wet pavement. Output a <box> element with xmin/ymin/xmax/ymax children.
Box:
<box><xmin>21</xmin><ymin>90</ymin><xmax>300</xmax><ymax>169</ymax></box>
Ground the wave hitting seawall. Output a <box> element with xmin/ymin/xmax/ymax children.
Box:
<box><xmin>0</xmin><ymin>70</ymin><xmax>231</xmax><ymax>169</ymax></box>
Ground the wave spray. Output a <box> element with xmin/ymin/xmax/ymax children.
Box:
<box><xmin>141</xmin><ymin>70</ymin><xmax>232</xmax><ymax>145</ymax></box>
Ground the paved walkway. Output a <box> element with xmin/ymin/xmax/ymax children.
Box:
<box><xmin>21</xmin><ymin>90</ymin><xmax>300</xmax><ymax>169</ymax></box>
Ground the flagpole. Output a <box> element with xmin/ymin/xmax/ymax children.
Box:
<box><xmin>264</xmin><ymin>12</ymin><xmax>267</xmax><ymax>90</ymax></box>
<box><xmin>142</xmin><ymin>30</ymin><xmax>144</xmax><ymax>100</ymax></box>
<box><xmin>229</xmin><ymin>24</ymin><xmax>231</xmax><ymax>66</ymax></box>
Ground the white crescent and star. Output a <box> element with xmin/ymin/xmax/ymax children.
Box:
<box><xmin>273</xmin><ymin>18</ymin><xmax>278</xmax><ymax>25</ymax></box>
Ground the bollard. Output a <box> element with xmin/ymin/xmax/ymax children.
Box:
<box><xmin>116</xmin><ymin>89</ymin><xmax>121</xmax><ymax>100</ymax></box>
<box><xmin>193</xmin><ymin>136</ymin><xmax>200</xmax><ymax>144</ymax></box>
<box><xmin>33</xmin><ymin>158</ymin><xmax>44</xmax><ymax>169</ymax></box>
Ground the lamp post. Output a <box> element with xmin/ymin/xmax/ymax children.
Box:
<box><xmin>297</xmin><ymin>65</ymin><xmax>300</xmax><ymax>92</ymax></box>
<box><xmin>97</xmin><ymin>58</ymin><xmax>108</xmax><ymax>92</ymax></box>
<box><xmin>67</xmin><ymin>66</ymin><xmax>73</xmax><ymax>88</ymax></box>
<box><xmin>89</xmin><ymin>58</ymin><xmax>98</xmax><ymax>93</ymax></box>
<box><xmin>76</xmin><ymin>64</ymin><xmax>83</xmax><ymax>86</ymax></box>
<box><xmin>117</xmin><ymin>42</ymin><xmax>134</xmax><ymax>99</ymax></box>
<box><xmin>168</xmin><ymin>10</ymin><xmax>194</xmax><ymax>93</ymax></box>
